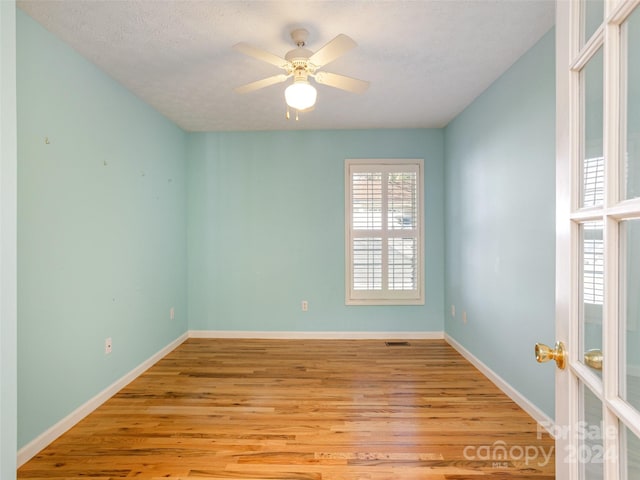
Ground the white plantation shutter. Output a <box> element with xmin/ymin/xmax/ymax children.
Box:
<box><xmin>581</xmin><ymin>157</ymin><xmax>604</xmax><ymax>306</ymax></box>
<box><xmin>582</xmin><ymin>155</ymin><xmax>604</xmax><ymax>207</ymax></box>
<box><xmin>345</xmin><ymin>159</ymin><xmax>424</xmax><ymax>305</ymax></box>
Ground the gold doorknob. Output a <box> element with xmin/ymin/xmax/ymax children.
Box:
<box><xmin>584</xmin><ymin>349</ymin><xmax>603</xmax><ymax>370</ymax></box>
<box><xmin>535</xmin><ymin>341</ymin><xmax>566</xmax><ymax>370</ymax></box>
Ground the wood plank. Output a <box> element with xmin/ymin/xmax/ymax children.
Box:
<box><xmin>18</xmin><ymin>339</ymin><xmax>555</xmax><ymax>479</ymax></box>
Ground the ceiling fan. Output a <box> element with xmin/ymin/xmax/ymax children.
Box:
<box><xmin>233</xmin><ymin>28</ymin><xmax>369</xmax><ymax>118</ymax></box>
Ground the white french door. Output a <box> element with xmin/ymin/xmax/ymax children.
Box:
<box><xmin>554</xmin><ymin>0</ymin><xmax>640</xmax><ymax>478</ymax></box>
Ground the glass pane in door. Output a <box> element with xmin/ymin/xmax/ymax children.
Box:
<box><xmin>582</xmin><ymin>0</ymin><xmax>604</xmax><ymax>46</ymax></box>
<box><xmin>580</xmin><ymin>384</ymin><xmax>604</xmax><ymax>479</ymax></box>
<box><xmin>582</xmin><ymin>48</ymin><xmax>604</xmax><ymax>208</ymax></box>
<box><xmin>621</xmin><ymin>425</ymin><xmax>640</xmax><ymax>479</ymax></box>
<box><xmin>581</xmin><ymin>221</ymin><xmax>604</xmax><ymax>378</ymax></box>
<box><xmin>621</xmin><ymin>8</ymin><xmax>640</xmax><ymax>200</ymax></box>
<box><xmin>620</xmin><ymin>219</ymin><xmax>640</xmax><ymax>412</ymax></box>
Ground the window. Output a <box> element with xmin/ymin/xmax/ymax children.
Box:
<box><xmin>345</xmin><ymin>159</ymin><xmax>424</xmax><ymax>305</ymax></box>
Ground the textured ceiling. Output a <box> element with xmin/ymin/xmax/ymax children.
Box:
<box><xmin>17</xmin><ymin>0</ymin><xmax>555</xmax><ymax>132</ymax></box>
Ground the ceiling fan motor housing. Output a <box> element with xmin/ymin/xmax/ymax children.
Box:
<box><xmin>285</xmin><ymin>47</ymin><xmax>315</xmax><ymax>79</ymax></box>
<box><xmin>286</xmin><ymin>47</ymin><xmax>314</xmax><ymax>63</ymax></box>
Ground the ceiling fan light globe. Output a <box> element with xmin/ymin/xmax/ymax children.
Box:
<box><xmin>285</xmin><ymin>81</ymin><xmax>317</xmax><ymax>111</ymax></box>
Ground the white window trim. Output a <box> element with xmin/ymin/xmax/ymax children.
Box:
<box><xmin>344</xmin><ymin>159</ymin><xmax>425</xmax><ymax>305</ymax></box>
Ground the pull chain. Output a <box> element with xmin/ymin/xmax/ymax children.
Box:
<box><xmin>285</xmin><ymin>107</ymin><xmax>300</xmax><ymax>121</ymax></box>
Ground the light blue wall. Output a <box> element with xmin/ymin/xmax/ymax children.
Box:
<box><xmin>1</xmin><ymin>1</ymin><xmax>18</xmax><ymax>478</ymax></box>
<box><xmin>16</xmin><ymin>10</ymin><xmax>188</xmax><ymax>448</ymax></box>
<box><xmin>187</xmin><ymin>130</ymin><xmax>445</xmax><ymax>332</ymax></box>
<box><xmin>444</xmin><ymin>28</ymin><xmax>556</xmax><ymax>418</ymax></box>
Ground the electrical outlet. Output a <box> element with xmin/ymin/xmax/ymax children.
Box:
<box><xmin>105</xmin><ymin>337</ymin><xmax>112</xmax><ymax>355</ymax></box>
<box><xmin>451</xmin><ymin>304</ymin><xmax>456</xmax><ymax>317</ymax></box>
<box><xmin>462</xmin><ymin>311</ymin><xmax>467</xmax><ymax>324</ymax></box>
<box><xmin>301</xmin><ymin>300</ymin><xmax>308</xmax><ymax>312</ymax></box>
<box><xmin>170</xmin><ymin>307</ymin><xmax>175</xmax><ymax>320</ymax></box>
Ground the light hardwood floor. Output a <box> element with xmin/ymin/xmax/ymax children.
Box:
<box><xmin>18</xmin><ymin>338</ymin><xmax>555</xmax><ymax>479</ymax></box>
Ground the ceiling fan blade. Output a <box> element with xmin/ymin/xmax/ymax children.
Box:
<box><xmin>232</xmin><ymin>42</ymin><xmax>290</xmax><ymax>69</ymax></box>
<box><xmin>314</xmin><ymin>71</ymin><xmax>369</xmax><ymax>94</ymax></box>
<box><xmin>234</xmin><ymin>74</ymin><xmax>290</xmax><ymax>94</ymax></box>
<box><xmin>308</xmin><ymin>34</ymin><xmax>357</xmax><ymax>68</ymax></box>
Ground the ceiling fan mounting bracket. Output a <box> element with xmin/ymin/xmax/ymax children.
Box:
<box><xmin>290</xmin><ymin>28</ymin><xmax>309</xmax><ymax>47</ymax></box>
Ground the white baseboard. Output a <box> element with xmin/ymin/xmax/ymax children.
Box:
<box><xmin>188</xmin><ymin>330</ymin><xmax>445</xmax><ymax>340</ymax></box>
<box><xmin>17</xmin><ymin>332</ymin><xmax>188</xmax><ymax>467</ymax></box>
<box><xmin>444</xmin><ymin>333</ymin><xmax>555</xmax><ymax>435</ymax></box>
